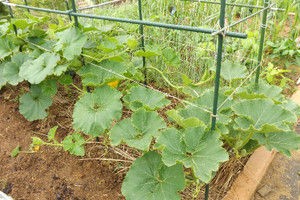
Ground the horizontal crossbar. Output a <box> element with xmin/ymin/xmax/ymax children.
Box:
<box><xmin>184</xmin><ymin>0</ymin><xmax>285</xmax><ymax>11</ymax></box>
<box><xmin>1</xmin><ymin>1</ymin><xmax>247</xmax><ymax>38</ymax></box>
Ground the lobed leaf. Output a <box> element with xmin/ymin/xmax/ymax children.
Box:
<box><xmin>19</xmin><ymin>85</ymin><xmax>53</xmax><ymax>121</ymax></box>
<box><xmin>123</xmin><ymin>85</ymin><xmax>170</xmax><ymax>111</ymax></box>
<box><xmin>0</xmin><ymin>37</ymin><xmax>18</xmax><ymax>60</ymax></box>
<box><xmin>232</xmin><ymin>99</ymin><xmax>297</xmax><ymax>132</ymax></box>
<box><xmin>19</xmin><ymin>52</ymin><xmax>60</xmax><ymax>84</ymax></box>
<box><xmin>122</xmin><ymin>151</ymin><xmax>185</xmax><ymax>200</ymax></box>
<box><xmin>157</xmin><ymin>127</ymin><xmax>229</xmax><ymax>183</ymax></box>
<box><xmin>253</xmin><ymin>132</ymin><xmax>300</xmax><ymax>157</ymax></box>
<box><xmin>110</xmin><ymin>109</ymin><xmax>166</xmax><ymax>150</ymax></box>
<box><xmin>54</xmin><ymin>27</ymin><xmax>87</xmax><ymax>60</ymax></box>
<box><xmin>3</xmin><ymin>53</ymin><xmax>30</xmax><ymax>85</ymax></box>
<box><xmin>72</xmin><ymin>86</ymin><xmax>122</xmax><ymax>136</ymax></box>
<box><xmin>0</xmin><ymin>63</ymin><xmax>6</xmax><ymax>89</ymax></box>
<box><xmin>211</xmin><ymin>60</ymin><xmax>248</xmax><ymax>81</ymax></box>
<box><xmin>62</xmin><ymin>133</ymin><xmax>85</xmax><ymax>156</ymax></box>
<box><xmin>78</xmin><ymin>60</ymin><xmax>128</xmax><ymax>86</ymax></box>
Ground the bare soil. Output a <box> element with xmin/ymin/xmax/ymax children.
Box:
<box><xmin>0</xmin><ymin>86</ymin><xmax>124</xmax><ymax>200</ymax></box>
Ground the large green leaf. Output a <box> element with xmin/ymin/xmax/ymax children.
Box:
<box><xmin>232</xmin><ymin>99</ymin><xmax>297</xmax><ymax>132</ymax></box>
<box><xmin>72</xmin><ymin>86</ymin><xmax>122</xmax><ymax>136</ymax></box>
<box><xmin>54</xmin><ymin>27</ymin><xmax>87</xmax><ymax>60</ymax></box>
<box><xmin>253</xmin><ymin>132</ymin><xmax>300</xmax><ymax>157</ymax></box>
<box><xmin>0</xmin><ymin>37</ymin><xmax>18</xmax><ymax>60</ymax></box>
<box><xmin>162</xmin><ymin>47</ymin><xmax>181</xmax><ymax>67</ymax></box>
<box><xmin>3</xmin><ymin>53</ymin><xmax>30</xmax><ymax>85</ymax></box>
<box><xmin>122</xmin><ymin>151</ymin><xmax>185</xmax><ymax>200</ymax></box>
<box><xmin>169</xmin><ymin>89</ymin><xmax>232</xmax><ymax>126</ymax></box>
<box><xmin>39</xmin><ymin>79</ymin><xmax>58</xmax><ymax>97</ymax></box>
<box><xmin>19</xmin><ymin>85</ymin><xmax>53</xmax><ymax>121</ymax></box>
<box><xmin>110</xmin><ymin>109</ymin><xmax>166</xmax><ymax>150</ymax></box>
<box><xmin>211</xmin><ymin>60</ymin><xmax>247</xmax><ymax>81</ymax></box>
<box><xmin>19</xmin><ymin>52</ymin><xmax>60</xmax><ymax>84</ymax></box>
<box><xmin>238</xmin><ymin>81</ymin><xmax>283</xmax><ymax>100</ymax></box>
<box><xmin>78</xmin><ymin>60</ymin><xmax>128</xmax><ymax>86</ymax></box>
<box><xmin>166</xmin><ymin>109</ymin><xmax>205</xmax><ymax>128</ymax></box>
<box><xmin>123</xmin><ymin>85</ymin><xmax>170</xmax><ymax>111</ymax></box>
<box><xmin>281</xmin><ymin>99</ymin><xmax>300</xmax><ymax>116</ymax></box>
<box><xmin>254</xmin><ymin>82</ymin><xmax>283</xmax><ymax>100</ymax></box>
<box><xmin>157</xmin><ymin>127</ymin><xmax>229</xmax><ymax>183</ymax></box>
<box><xmin>0</xmin><ymin>63</ymin><xmax>6</xmax><ymax>89</ymax></box>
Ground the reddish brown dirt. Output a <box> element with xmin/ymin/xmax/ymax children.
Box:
<box><xmin>0</xmin><ymin>86</ymin><xmax>124</xmax><ymax>200</ymax></box>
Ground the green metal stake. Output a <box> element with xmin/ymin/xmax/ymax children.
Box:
<box><xmin>255</xmin><ymin>0</ymin><xmax>269</xmax><ymax>85</ymax></box>
<box><xmin>6</xmin><ymin>0</ymin><xmax>17</xmax><ymax>35</ymax></box>
<box><xmin>23</xmin><ymin>0</ymin><xmax>30</xmax><ymax>12</ymax></box>
<box><xmin>70</xmin><ymin>0</ymin><xmax>79</xmax><ymax>27</ymax></box>
<box><xmin>138</xmin><ymin>0</ymin><xmax>147</xmax><ymax>84</ymax></box>
<box><xmin>206</xmin><ymin>0</ymin><xmax>226</xmax><ymax>199</ymax></box>
<box><xmin>65</xmin><ymin>0</ymin><xmax>72</xmax><ymax>21</ymax></box>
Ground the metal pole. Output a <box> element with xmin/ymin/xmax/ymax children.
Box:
<box><xmin>65</xmin><ymin>0</ymin><xmax>72</xmax><ymax>21</ymax></box>
<box><xmin>0</xmin><ymin>2</ymin><xmax>248</xmax><ymax>38</ymax></box>
<box><xmin>70</xmin><ymin>0</ymin><xmax>79</xmax><ymax>27</ymax></box>
<box><xmin>255</xmin><ymin>0</ymin><xmax>269</xmax><ymax>85</ymax></box>
<box><xmin>138</xmin><ymin>0</ymin><xmax>147</xmax><ymax>84</ymax></box>
<box><xmin>23</xmin><ymin>0</ymin><xmax>30</xmax><ymax>12</ymax></box>
<box><xmin>206</xmin><ymin>0</ymin><xmax>226</xmax><ymax>199</ymax></box>
<box><xmin>184</xmin><ymin>0</ymin><xmax>284</xmax><ymax>11</ymax></box>
<box><xmin>77</xmin><ymin>0</ymin><xmax>122</xmax><ymax>11</ymax></box>
<box><xmin>6</xmin><ymin>0</ymin><xmax>17</xmax><ymax>35</ymax></box>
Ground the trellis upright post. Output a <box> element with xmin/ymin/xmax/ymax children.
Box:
<box><xmin>23</xmin><ymin>0</ymin><xmax>30</xmax><ymax>12</ymax></box>
<box><xmin>6</xmin><ymin>0</ymin><xmax>17</xmax><ymax>35</ymax></box>
<box><xmin>70</xmin><ymin>0</ymin><xmax>79</xmax><ymax>27</ymax></box>
<box><xmin>65</xmin><ymin>0</ymin><xmax>72</xmax><ymax>21</ymax></box>
<box><xmin>255</xmin><ymin>0</ymin><xmax>270</xmax><ymax>85</ymax></box>
<box><xmin>206</xmin><ymin>0</ymin><xmax>227</xmax><ymax>199</ymax></box>
<box><xmin>138</xmin><ymin>0</ymin><xmax>147</xmax><ymax>84</ymax></box>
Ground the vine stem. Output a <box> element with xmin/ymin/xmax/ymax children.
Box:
<box><xmin>147</xmin><ymin>66</ymin><xmax>214</xmax><ymax>89</ymax></box>
<box><xmin>71</xmin><ymin>83</ymin><xmax>84</xmax><ymax>93</ymax></box>
<box><xmin>42</xmin><ymin>142</ymin><xmax>63</xmax><ymax>147</ymax></box>
<box><xmin>238</xmin><ymin>131</ymin><xmax>254</xmax><ymax>150</ymax></box>
<box><xmin>17</xmin><ymin>36</ymin><xmax>52</xmax><ymax>52</ymax></box>
<box><xmin>146</xmin><ymin>66</ymin><xmax>183</xmax><ymax>89</ymax></box>
<box><xmin>79</xmin><ymin>158</ymin><xmax>133</xmax><ymax>163</ymax></box>
<box><xmin>81</xmin><ymin>49</ymin><xmax>128</xmax><ymax>63</ymax></box>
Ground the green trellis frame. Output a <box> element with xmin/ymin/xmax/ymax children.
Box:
<box><xmin>1</xmin><ymin>0</ymin><xmax>277</xmax><ymax>199</ymax></box>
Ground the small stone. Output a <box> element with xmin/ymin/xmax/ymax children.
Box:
<box><xmin>0</xmin><ymin>191</ymin><xmax>13</xmax><ymax>200</ymax></box>
<box><xmin>257</xmin><ymin>185</ymin><xmax>272</xmax><ymax>197</ymax></box>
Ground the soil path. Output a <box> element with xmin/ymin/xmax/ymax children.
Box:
<box><xmin>0</xmin><ymin>88</ymin><xmax>124</xmax><ymax>200</ymax></box>
<box><xmin>253</xmin><ymin>151</ymin><xmax>300</xmax><ymax>200</ymax></box>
